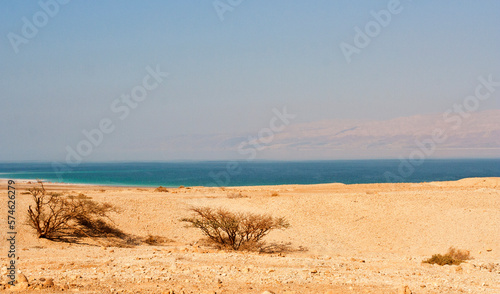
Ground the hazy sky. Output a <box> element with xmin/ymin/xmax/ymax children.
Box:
<box><xmin>1</xmin><ymin>0</ymin><xmax>499</xmax><ymax>161</ymax></box>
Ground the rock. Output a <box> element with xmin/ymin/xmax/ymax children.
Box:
<box><xmin>310</xmin><ymin>269</ymin><xmax>318</xmax><ymax>274</ymax></box>
<box><xmin>461</xmin><ymin>262</ymin><xmax>474</xmax><ymax>272</ymax></box>
<box><xmin>482</xmin><ymin>263</ymin><xmax>496</xmax><ymax>272</ymax></box>
<box><xmin>10</xmin><ymin>273</ymin><xmax>29</xmax><ymax>291</ymax></box>
<box><xmin>169</xmin><ymin>263</ymin><xmax>177</xmax><ymax>271</ymax></box>
<box><xmin>13</xmin><ymin>282</ymin><xmax>29</xmax><ymax>290</ymax></box>
<box><xmin>398</xmin><ymin>285</ymin><xmax>412</xmax><ymax>294</ymax></box>
<box><xmin>7</xmin><ymin>273</ymin><xmax>30</xmax><ymax>290</ymax></box>
<box><xmin>17</xmin><ymin>272</ymin><xmax>28</xmax><ymax>284</ymax></box>
<box><xmin>486</xmin><ymin>248</ymin><xmax>492</xmax><ymax>252</ymax></box>
<box><xmin>43</xmin><ymin>278</ymin><xmax>55</xmax><ymax>288</ymax></box>
<box><xmin>262</xmin><ymin>291</ymin><xmax>275</xmax><ymax>294</ymax></box>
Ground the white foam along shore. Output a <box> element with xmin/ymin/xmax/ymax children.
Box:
<box><xmin>0</xmin><ymin>178</ymin><xmax>158</xmax><ymax>189</ymax></box>
<box><xmin>0</xmin><ymin>178</ymin><xmax>98</xmax><ymax>187</ymax></box>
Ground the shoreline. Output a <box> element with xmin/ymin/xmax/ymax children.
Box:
<box><xmin>0</xmin><ymin>178</ymin><xmax>153</xmax><ymax>189</ymax></box>
<box><xmin>2</xmin><ymin>176</ymin><xmax>500</xmax><ymax>190</ymax></box>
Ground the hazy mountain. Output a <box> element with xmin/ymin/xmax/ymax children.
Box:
<box><xmin>154</xmin><ymin>109</ymin><xmax>500</xmax><ymax>160</ymax></box>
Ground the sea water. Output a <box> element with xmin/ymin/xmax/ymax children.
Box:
<box><xmin>0</xmin><ymin>159</ymin><xmax>498</xmax><ymax>187</ymax></box>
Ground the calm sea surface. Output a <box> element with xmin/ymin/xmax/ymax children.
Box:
<box><xmin>0</xmin><ymin>159</ymin><xmax>498</xmax><ymax>187</ymax></box>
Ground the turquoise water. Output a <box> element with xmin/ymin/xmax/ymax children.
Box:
<box><xmin>0</xmin><ymin>159</ymin><xmax>498</xmax><ymax>187</ymax></box>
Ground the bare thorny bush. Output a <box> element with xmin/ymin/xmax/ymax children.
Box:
<box><xmin>182</xmin><ymin>207</ymin><xmax>290</xmax><ymax>250</ymax></box>
<box><xmin>27</xmin><ymin>181</ymin><xmax>123</xmax><ymax>240</ymax></box>
<box><xmin>422</xmin><ymin>247</ymin><xmax>472</xmax><ymax>266</ymax></box>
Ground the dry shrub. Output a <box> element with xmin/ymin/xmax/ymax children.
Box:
<box><xmin>227</xmin><ymin>192</ymin><xmax>248</xmax><ymax>199</ymax></box>
<box><xmin>27</xmin><ymin>183</ymin><xmax>73</xmax><ymax>239</ymax></box>
<box><xmin>448</xmin><ymin>247</ymin><xmax>471</xmax><ymax>260</ymax></box>
<box><xmin>71</xmin><ymin>199</ymin><xmax>122</xmax><ymax>237</ymax></box>
<box><xmin>143</xmin><ymin>234</ymin><xmax>171</xmax><ymax>245</ymax></box>
<box><xmin>270</xmin><ymin>192</ymin><xmax>279</xmax><ymax>197</ymax></box>
<box><xmin>423</xmin><ymin>247</ymin><xmax>471</xmax><ymax>266</ymax></box>
<box><xmin>154</xmin><ymin>186</ymin><xmax>169</xmax><ymax>192</ymax></box>
<box><xmin>181</xmin><ymin>207</ymin><xmax>290</xmax><ymax>250</ymax></box>
<box><xmin>26</xmin><ymin>181</ymin><xmax>121</xmax><ymax>239</ymax></box>
<box><xmin>67</xmin><ymin>193</ymin><xmax>92</xmax><ymax>200</ymax></box>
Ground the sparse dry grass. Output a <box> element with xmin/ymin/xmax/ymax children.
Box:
<box><xmin>154</xmin><ymin>186</ymin><xmax>169</xmax><ymax>192</ymax></box>
<box><xmin>67</xmin><ymin>193</ymin><xmax>92</xmax><ymax>200</ymax></box>
<box><xmin>227</xmin><ymin>192</ymin><xmax>248</xmax><ymax>199</ymax></box>
<box><xmin>423</xmin><ymin>247</ymin><xmax>471</xmax><ymax>266</ymax></box>
<box><xmin>143</xmin><ymin>234</ymin><xmax>172</xmax><ymax>245</ymax></box>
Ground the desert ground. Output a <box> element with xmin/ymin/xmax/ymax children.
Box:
<box><xmin>1</xmin><ymin>178</ymin><xmax>499</xmax><ymax>293</ymax></box>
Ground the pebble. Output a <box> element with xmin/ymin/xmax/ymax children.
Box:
<box><xmin>17</xmin><ymin>272</ymin><xmax>28</xmax><ymax>284</ymax></box>
<box><xmin>8</xmin><ymin>273</ymin><xmax>29</xmax><ymax>290</ymax></box>
<box><xmin>14</xmin><ymin>282</ymin><xmax>29</xmax><ymax>290</ymax></box>
<box><xmin>398</xmin><ymin>285</ymin><xmax>412</xmax><ymax>294</ymax></box>
<box><xmin>43</xmin><ymin>278</ymin><xmax>55</xmax><ymax>287</ymax></box>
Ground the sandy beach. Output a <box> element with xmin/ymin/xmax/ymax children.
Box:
<box><xmin>1</xmin><ymin>178</ymin><xmax>499</xmax><ymax>293</ymax></box>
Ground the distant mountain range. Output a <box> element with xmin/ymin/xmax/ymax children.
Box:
<box><xmin>156</xmin><ymin>109</ymin><xmax>500</xmax><ymax>160</ymax></box>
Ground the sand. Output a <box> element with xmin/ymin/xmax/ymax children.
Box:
<box><xmin>0</xmin><ymin>178</ymin><xmax>499</xmax><ymax>293</ymax></box>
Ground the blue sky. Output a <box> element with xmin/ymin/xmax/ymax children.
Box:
<box><xmin>1</xmin><ymin>0</ymin><xmax>499</xmax><ymax>161</ymax></box>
